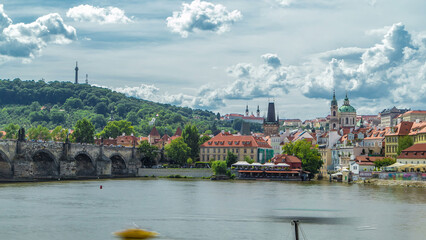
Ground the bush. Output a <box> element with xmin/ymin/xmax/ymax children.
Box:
<box><xmin>211</xmin><ymin>160</ymin><xmax>227</xmax><ymax>175</ymax></box>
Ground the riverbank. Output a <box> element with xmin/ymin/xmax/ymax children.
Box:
<box><xmin>355</xmin><ymin>179</ymin><xmax>426</xmax><ymax>188</ymax></box>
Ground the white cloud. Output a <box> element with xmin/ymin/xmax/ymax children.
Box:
<box><xmin>98</xmin><ymin>22</ymin><xmax>426</xmax><ymax>114</ymax></box>
<box><xmin>66</xmin><ymin>4</ymin><xmax>133</xmax><ymax>24</ymax></box>
<box><xmin>0</xmin><ymin>4</ymin><xmax>76</xmax><ymax>61</ymax></box>
<box><xmin>275</xmin><ymin>0</ymin><xmax>339</xmax><ymax>8</ymax></box>
<box><xmin>302</xmin><ymin>23</ymin><xmax>426</xmax><ymax>105</ymax></box>
<box><xmin>166</xmin><ymin>0</ymin><xmax>242</xmax><ymax>38</ymax></box>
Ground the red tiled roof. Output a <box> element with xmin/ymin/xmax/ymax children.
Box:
<box><xmin>242</xmin><ymin>116</ymin><xmax>264</xmax><ymax>120</ymax></box>
<box><xmin>409</xmin><ymin>122</ymin><xmax>426</xmax><ymax>135</ymax></box>
<box><xmin>174</xmin><ymin>127</ymin><xmax>182</xmax><ymax>136</ymax></box>
<box><xmin>200</xmin><ymin>133</ymin><xmax>272</xmax><ymax>148</ymax></box>
<box><xmin>284</xmin><ymin>119</ymin><xmax>302</xmax><ymax>122</ymax></box>
<box><xmin>386</xmin><ymin>121</ymin><xmax>414</xmax><ymax>136</ymax></box>
<box><xmin>402</xmin><ymin>110</ymin><xmax>426</xmax><ymax>116</ymax></box>
<box><xmin>272</xmin><ymin>154</ymin><xmax>302</xmax><ymax>164</ymax></box>
<box><xmin>398</xmin><ymin>143</ymin><xmax>426</xmax><ymax>159</ymax></box>
<box><xmin>149</xmin><ymin>126</ymin><xmax>160</xmax><ymax>136</ymax></box>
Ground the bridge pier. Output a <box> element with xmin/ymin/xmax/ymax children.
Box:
<box><xmin>0</xmin><ymin>139</ymin><xmax>143</xmax><ymax>181</ymax></box>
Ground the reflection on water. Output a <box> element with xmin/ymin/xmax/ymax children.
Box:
<box><xmin>0</xmin><ymin>179</ymin><xmax>425</xmax><ymax>240</ymax></box>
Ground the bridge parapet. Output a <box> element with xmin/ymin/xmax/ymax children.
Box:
<box><xmin>0</xmin><ymin>140</ymin><xmax>142</xmax><ymax>180</ymax></box>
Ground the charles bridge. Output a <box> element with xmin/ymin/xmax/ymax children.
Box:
<box><xmin>0</xmin><ymin>139</ymin><xmax>144</xmax><ymax>180</ymax></box>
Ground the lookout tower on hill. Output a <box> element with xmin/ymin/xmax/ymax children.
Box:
<box><xmin>74</xmin><ymin>61</ymin><xmax>79</xmax><ymax>84</ymax></box>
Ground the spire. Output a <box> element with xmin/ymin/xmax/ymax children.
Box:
<box><xmin>266</xmin><ymin>102</ymin><xmax>276</xmax><ymax>123</ymax></box>
<box><xmin>344</xmin><ymin>91</ymin><xmax>350</xmax><ymax>105</ymax></box>
<box><xmin>85</xmin><ymin>74</ymin><xmax>88</xmax><ymax>84</ymax></box>
<box><xmin>245</xmin><ymin>105</ymin><xmax>249</xmax><ymax>116</ymax></box>
<box><xmin>74</xmin><ymin>61</ymin><xmax>79</xmax><ymax>84</ymax></box>
<box><xmin>331</xmin><ymin>89</ymin><xmax>337</xmax><ymax>106</ymax></box>
<box><xmin>256</xmin><ymin>105</ymin><xmax>260</xmax><ymax>117</ymax></box>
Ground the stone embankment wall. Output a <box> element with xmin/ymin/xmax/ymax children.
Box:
<box><xmin>138</xmin><ymin>168</ymin><xmax>212</xmax><ymax>178</ymax></box>
<box><xmin>356</xmin><ymin>179</ymin><xmax>426</xmax><ymax>188</ymax></box>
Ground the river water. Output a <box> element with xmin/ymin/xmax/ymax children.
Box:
<box><xmin>0</xmin><ymin>179</ymin><xmax>425</xmax><ymax>240</ymax></box>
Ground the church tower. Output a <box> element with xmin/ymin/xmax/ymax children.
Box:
<box><xmin>330</xmin><ymin>90</ymin><xmax>339</xmax><ymax>130</ymax></box>
<box><xmin>74</xmin><ymin>62</ymin><xmax>79</xmax><ymax>84</ymax></box>
<box><xmin>263</xmin><ymin>101</ymin><xmax>279</xmax><ymax>136</ymax></box>
<box><xmin>338</xmin><ymin>92</ymin><xmax>357</xmax><ymax>128</ymax></box>
<box><xmin>256</xmin><ymin>105</ymin><xmax>260</xmax><ymax>117</ymax></box>
<box><xmin>85</xmin><ymin>74</ymin><xmax>88</xmax><ymax>84</ymax></box>
<box><xmin>245</xmin><ymin>105</ymin><xmax>249</xmax><ymax>116</ymax></box>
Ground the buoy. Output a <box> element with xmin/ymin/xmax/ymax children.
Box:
<box><xmin>100</xmin><ymin>185</ymin><xmax>103</xmax><ymax>189</ymax></box>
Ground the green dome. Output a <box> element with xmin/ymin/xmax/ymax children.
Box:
<box><xmin>338</xmin><ymin>105</ymin><xmax>356</xmax><ymax>112</ymax></box>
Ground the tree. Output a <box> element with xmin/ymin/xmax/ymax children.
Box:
<box><xmin>216</xmin><ymin>112</ymin><xmax>221</xmax><ymax>120</ymax></box>
<box><xmin>91</xmin><ymin>114</ymin><xmax>107</xmax><ymax>130</ymax></box>
<box><xmin>244</xmin><ymin>155</ymin><xmax>254</xmax><ymax>164</ymax></box>
<box><xmin>126</xmin><ymin>111</ymin><xmax>139</xmax><ymax>125</ymax></box>
<box><xmin>182</xmin><ymin>123</ymin><xmax>200</xmax><ymax>161</ymax></box>
<box><xmin>28</xmin><ymin>125</ymin><xmax>51</xmax><ymax>141</ymax></box>
<box><xmin>50</xmin><ymin>110</ymin><xmax>66</xmax><ymax>124</ymax></box>
<box><xmin>187</xmin><ymin>157</ymin><xmax>193</xmax><ymax>165</ymax></box>
<box><xmin>94</xmin><ymin>102</ymin><xmax>108</xmax><ymax>115</ymax></box>
<box><xmin>165</xmin><ymin>137</ymin><xmax>191</xmax><ymax>165</ymax></box>
<box><xmin>226</xmin><ymin>151</ymin><xmax>238</xmax><ymax>167</ymax></box>
<box><xmin>63</xmin><ymin>97</ymin><xmax>83</xmax><ymax>110</ymax></box>
<box><xmin>4</xmin><ymin>123</ymin><xmax>19</xmax><ymax>139</ymax></box>
<box><xmin>138</xmin><ymin>140</ymin><xmax>159</xmax><ymax>167</ymax></box>
<box><xmin>73</xmin><ymin>118</ymin><xmax>95</xmax><ymax>143</ymax></box>
<box><xmin>211</xmin><ymin>160</ymin><xmax>227</xmax><ymax>175</ymax></box>
<box><xmin>51</xmin><ymin>126</ymin><xmax>68</xmax><ymax>142</ymax></box>
<box><xmin>397</xmin><ymin>136</ymin><xmax>414</xmax><ymax>155</ymax></box>
<box><xmin>374</xmin><ymin>157</ymin><xmax>396</xmax><ymax>168</ymax></box>
<box><xmin>282</xmin><ymin>140</ymin><xmax>323</xmax><ymax>175</ymax></box>
<box><xmin>198</xmin><ymin>135</ymin><xmax>211</xmax><ymax>145</ymax></box>
<box><xmin>99</xmin><ymin>120</ymin><xmax>134</xmax><ymax>139</ymax></box>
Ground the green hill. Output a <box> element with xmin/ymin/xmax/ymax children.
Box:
<box><xmin>0</xmin><ymin>78</ymin><xmax>220</xmax><ymax>136</ymax></box>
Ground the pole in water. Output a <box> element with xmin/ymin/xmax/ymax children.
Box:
<box><xmin>291</xmin><ymin>220</ymin><xmax>299</xmax><ymax>240</ymax></box>
<box><xmin>100</xmin><ymin>185</ymin><xmax>103</xmax><ymax>189</ymax></box>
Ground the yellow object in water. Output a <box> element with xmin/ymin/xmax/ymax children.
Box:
<box><xmin>114</xmin><ymin>228</ymin><xmax>158</xmax><ymax>239</ymax></box>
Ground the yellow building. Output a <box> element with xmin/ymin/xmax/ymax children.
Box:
<box><xmin>410</xmin><ymin>122</ymin><xmax>426</xmax><ymax>144</ymax></box>
<box><xmin>398</xmin><ymin>110</ymin><xmax>426</xmax><ymax>123</ymax></box>
<box><xmin>200</xmin><ymin>132</ymin><xmax>274</xmax><ymax>163</ymax></box>
<box><xmin>384</xmin><ymin>121</ymin><xmax>414</xmax><ymax>158</ymax></box>
<box><xmin>318</xmin><ymin>146</ymin><xmax>331</xmax><ymax>177</ymax></box>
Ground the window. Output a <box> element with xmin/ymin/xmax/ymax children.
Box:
<box><xmin>333</xmin><ymin>111</ymin><xmax>336</xmax><ymax>116</ymax></box>
<box><xmin>346</xmin><ymin>118</ymin><xmax>348</xmax><ymax>124</ymax></box>
<box><xmin>244</xmin><ymin>149</ymin><xmax>247</xmax><ymax>153</ymax></box>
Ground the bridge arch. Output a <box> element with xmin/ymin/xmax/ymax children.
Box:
<box><xmin>0</xmin><ymin>150</ymin><xmax>13</xmax><ymax>179</ymax></box>
<box><xmin>32</xmin><ymin>150</ymin><xmax>59</xmax><ymax>177</ymax></box>
<box><xmin>110</xmin><ymin>153</ymin><xmax>127</xmax><ymax>176</ymax></box>
<box><xmin>74</xmin><ymin>152</ymin><xmax>96</xmax><ymax>177</ymax></box>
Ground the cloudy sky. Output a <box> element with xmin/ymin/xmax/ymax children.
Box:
<box><xmin>1</xmin><ymin>0</ymin><xmax>425</xmax><ymax>120</ymax></box>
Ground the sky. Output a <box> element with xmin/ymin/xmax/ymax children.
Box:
<box><xmin>0</xmin><ymin>0</ymin><xmax>425</xmax><ymax>120</ymax></box>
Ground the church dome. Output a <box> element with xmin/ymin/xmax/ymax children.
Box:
<box><xmin>338</xmin><ymin>105</ymin><xmax>356</xmax><ymax>113</ymax></box>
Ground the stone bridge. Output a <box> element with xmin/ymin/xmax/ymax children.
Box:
<box><xmin>0</xmin><ymin>139</ymin><xmax>145</xmax><ymax>180</ymax></box>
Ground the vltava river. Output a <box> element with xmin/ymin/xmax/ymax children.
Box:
<box><xmin>0</xmin><ymin>179</ymin><xmax>425</xmax><ymax>240</ymax></box>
